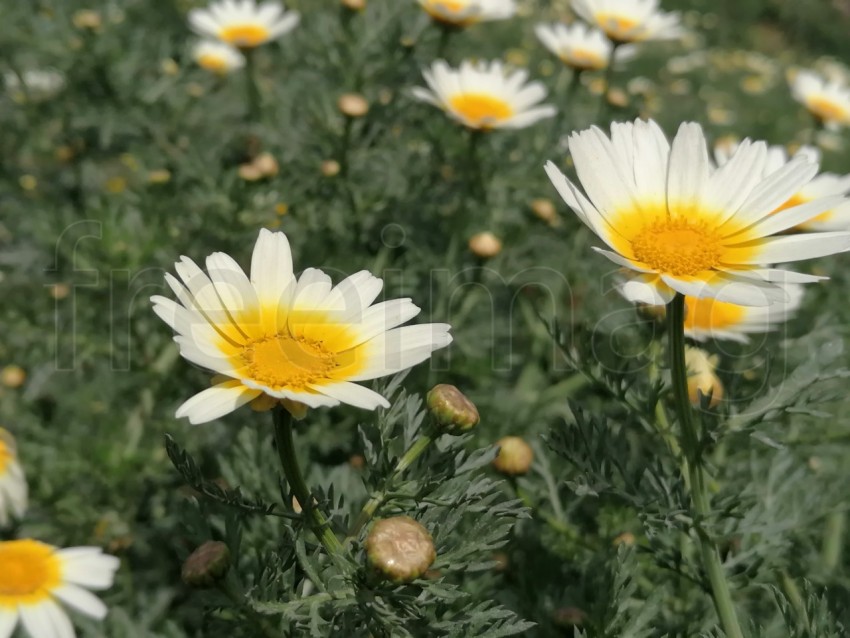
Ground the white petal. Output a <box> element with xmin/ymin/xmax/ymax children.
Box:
<box><xmin>667</xmin><ymin>122</ymin><xmax>709</xmax><ymax>212</ymax></box>
<box><xmin>617</xmin><ymin>276</ymin><xmax>674</xmax><ymax>305</ymax></box>
<box><xmin>20</xmin><ymin>604</ymin><xmax>56</xmax><ymax>638</ymax></box>
<box><xmin>0</xmin><ymin>606</ymin><xmax>18</xmax><ymax>638</ymax></box>
<box><xmin>205</xmin><ymin>252</ymin><xmax>259</xmax><ymax>320</ymax></box>
<box><xmin>729</xmin><ymin>156</ymin><xmax>818</xmax><ymax>228</ymax></box>
<box><xmin>250</xmin><ymin>229</ymin><xmax>294</xmax><ymax>305</ymax></box>
<box><xmin>53</xmin><ymin>584</ymin><xmax>109</xmax><ymax>621</ymax></box>
<box><xmin>741</xmin><ymin>195</ymin><xmax>847</xmax><ymax>238</ymax></box>
<box><xmin>730</xmin><ymin>232</ymin><xmax>850</xmax><ymax>264</ymax></box>
<box><xmin>175</xmin><ymin>382</ymin><xmax>261</xmax><ymax>425</ymax></box>
<box><xmin>310</xmin><ymin>381</ymin><xmax>389</xmax><ymax>410</ymax></box>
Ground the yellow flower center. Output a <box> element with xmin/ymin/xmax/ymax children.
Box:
<box><xmin>197</xmin><ymin>54</ymin><xmax>230</xmax><ymax>73</ymax></box>
<box><xmin>448</xmin><ymin>93</ymin><xmax>513</xmax><ymax>128</ymax></box>
<box><xmin>219</xmin><ymin>24</ymin><xmax>270</xmax><ymax>47</ymax></box>
<box><xmin>432</xmin><ymin>0</ymin><xmax>467</xmax><ymax>11</ymax></box>
<box><xmin>596</xmin><ymin>13</ymin><xmax>642</xmax><ymax>41</ymax></box>
<box><xmin>684</xmin><ymin>296</ymin><xmax>745</xmax><ymax>331</ymax></box>
<box><xmin>564</xmin><ymin>48</ymin><xmax>606</xmax><ymax>71</ymax></box>
<box><xmin>423</xmin><ymin>1</ymin><xmax>478</xmax><ymax>26</ymax></box>
<box><xmin>242</xmin><ymin>334</ymin><xmax>339</xmax><ymax>390</ymax></box>
<box><xmin>0</xmin><ymin>540</ymin><xmax>62</xmax><ymax>607</ymax></box>
<box><xmin>631</xmin><ymin>218</ymin><xmax>723</xmax><ymax>276</ymax></box>
<box><xmin>806</xmin><ymin>96</ymin><xmax>848</xmax><ymax>123</ymax></box>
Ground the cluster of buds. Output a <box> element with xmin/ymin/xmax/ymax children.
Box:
<box><xmin>238</xmin><ymin>152</ymin><xmax>279</xmax><ymax>182</ymax></box>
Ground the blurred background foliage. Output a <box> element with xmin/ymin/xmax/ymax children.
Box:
<box><xmin>3</xmin><ymin>0</ymin><xmax>850</xmax><ymax>636</ymax></box>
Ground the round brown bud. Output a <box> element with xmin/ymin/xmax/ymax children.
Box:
<box><xmin>321</xmin><ymin>159</ymin><xmax>341</xmax><ymax>177</ymax></box>
<box><xmin>426</xmin><ymin>384</ymin><xmax>479</xmax><ymax>433</ymax></box>
<box><xmin>48</xmin><ymin>283</ymin><xmax>71</xmax><ymax>300</ymax></box>
<box><xmin>338</xmin><ymin>93</ymin><xmax>370</xmax><ymax>118</ymax></box>
<box><xmin>468</xmin><ymin>232</ymin><xmax>502</xmax><ymax>258</ymax></box>
<box><xmin>341</xmin><ymin>0</ymin><xmax>366</xmax><ymax>10</ymax></box>
<box><xmin>492</xmin><ymin>436</ymin><xmax>533</xmax><ymax>476</ymax></box>
<box><xmin>613</xmin><ymin>531</ymin><xmax>636</xmax><ymax>547</ymax></box>
<box><xmin>1</xmin><ymin>365</ymin><xmax>26</xmax><ymax>389</ymax></box>
<box><xmin>365</xmin><ymin>516</ymin><xmax>436</xmax><ymax>583</ymax></box>
<box><xmin>181</xmin><ymin>541</ymin><xmax>231</xmax><ymax>587</ymax></box>
<box><xmin>238</xmin><ymin>163</ymin><xmax>263</xmax><ymax>182</ymax></box>
<box><xmin>606</xmin><ymin>87</ymin><xmax>629</xmax><ymax>108</ymax></box>
<box><xmin>553</xmin><ymin>606</ymin><xmax>586</xmax><ymax>628</ymax></box>
<box><xmin>253</xmin><ymin>152</ymin><xmax>279</xmax><ymax>177</ymax></box>
<box><xmin>530</xmin><ymin>198</ymin><xmax>559</xmax><ymax>226</ymax></box>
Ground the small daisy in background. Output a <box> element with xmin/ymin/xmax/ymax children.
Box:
<box><xmin>0</xmin><ymin>539</ymin><xmax>119</xmax><ymax>638</ymax></box>
<box><xmin>789</xmin><ymin>68</ymin><xmax>850</xmax><ymax>130</ymax></box>
<box><xmin>412</xmin><ymin>60</ymin><xmax>556</xmax><ymax>130</ymax></box>
<box><xmin>151</xmin><ymin>229</ymin><xmax>452</xmax><ymax>424</ymax></box>
<box><xmin>417</xmin><ymin>0</ymin><xmax>516</xmax><ymax>28</ymax></box>
<box><xmin>188</xmin><ymin>0</ymin><xmax>299</xmax><ymax>49</ymax></box>
<box><xmin>0</xmin><ymin>428</ymin><xmax>27</xmax><ymax>527</ymax></box>
<box><xmin>545</xmin><ymin>118</ymin><xmax>850</xmax><ymax>306</ymax></box>
<box><xmin>535</xmin><ymin>22</ymin><xmax>635</xmax><ymax>73</ymax></box>
<box><xmin>715</xmin><ymin>142</ymin><xmax>850</xmax><ymax>231</ymax></box>
<box><xmin>4</xmin><ymin>69</ymin><xmax>65</xmax><ymax>102</ymax></box>
<box><xmin>571</xmin><ymin>0</ymin><xmax>684</xmax><ymax>45</ymax></box>
<box><xmin>192</xmin><ymin>40</ymin><xmax>245</xmax><ymax>74</ymax></box>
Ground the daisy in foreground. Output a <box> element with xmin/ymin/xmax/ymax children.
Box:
<box><xmin>0</xmin><ymin>539</ymin><xmax>119</xmax><ymax>638</ymax></box>
<box><xmin>535</xmin><ymin>22</ymin><xmax>635</xmax><ymax>72</ymax></box>
<box><xmin>715</xmin><ymin>143</ymin><xmax>850</xmax><ymax>231</ymax></box>
<box><xmin>545</xmin><ymin>118</ymin><xmax>850</xmax><ymax>305</ymax></box>
<box><xmin>571</xmin><ymin>0</ymin><xmax>684</xmax><ymax>44</ymax></box>
<box><xmin>412</xmin><ymin>60</ymin><xmax>556</xmax><ymax>131</ymax></box>
<box><xmin>0</xmin><ymin>428</ymin><xmax>27</xmax><ymax>527</ymax></box>
<box><xmin>151</xmin><ymin>229</ymin><xmax>452</xmax><ymax>424</ymax></box>
<box><xmin>417</xmin><ymin>0</ymin><xmax>515</xmax><ymax>27</ymax></box>
<box><xmin>789</xmin><ymin>69</ymin><xmax>850</xmax><ymax>130</ymax></box>
<box><xmin>192</xmin><ymin>40</ymin><xmax>245</xmax><ymax>74</ymax></box>
<box><xmin>188</xmin><ymin>0</ymin><xmax>299</xmax><ymax>49</ymax></box>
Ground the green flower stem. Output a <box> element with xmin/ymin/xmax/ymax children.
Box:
<box><xmin>272</xmin><ymin>407</ymin><xmax>343</xmax><ymax>555</ymax></box>
<box><xmin>596</xmin><ymin>42</ymin><xmax>620</xmax><ymax>120</ymax></box>
<box><xmin>668</xmin><ymin>294</ymin><xmax>744</xmax><ymax>638</ymax></box>
<box><xmin>347</xmin><ymin>432</ymin><xmax>435</xmax><ymax>539</ymax></box>
<box><xmin>243</xmin><ymin>48</ymin><xmax>261</xmax><ymax>122</ymax></box>
<box><xmin>551</xmin><ymin>68</ymin><xmax>582</xmax><ymax>139</ymax></box>
<box><xmin>821</xmin><ymin>510</ymin><xmax>845</xmax><ymax>573</ymax></box>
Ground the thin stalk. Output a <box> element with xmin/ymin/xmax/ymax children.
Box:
<box><xmin>272</xmin><ymin>407</ymin><xmax>343</xmax><ymax>555</ymax></box>
<box><xmin>820</xmin><ymin>510</ymin><xmax>845</xmax><ymax>573</ymax></box>
<box><xmin>347</xmin><ymin>432</ymin><xmax>434</xmax><ymax>538</ymax></box>
<box><xmin>551</xmin><ymin>68</ymin><xmax>583</xmax><ymax>139</ymax></box>
<box><xmin>243</xmin><ymin>48</ymin><xmax>261</xmax><ymax>122</ymax></box>
<box><xmin>668</xmin><ymin>294</ymin><xmax>744</xmax><ymax>638</ymax></box>
<box><xmin>465</xmin><ymin>129</ymin><xmax>487</xmax><ymax>208</ymax></box>
<box><xmin>436</xmin><ymin>25</ymin><xmax>453</xmax><ymax>59</ymax></box>
<box><xmin>596</xmin><ymin>42</ymin><xmax>620</xmax><ymax>121</ymax></box>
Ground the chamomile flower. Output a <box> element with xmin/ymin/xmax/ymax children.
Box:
<box><xmin>571</xmin><ymin>0</ymin><xmax>684</xmax><ymax>44</ymax></box>
<box><xmin>535</xmin><ymin>22</ymin><xmax>635</xmax><ymax>72</ymax></box>
<box><xmin>715</xmin><ymin>143</ymin><xmax>850</xmax><ymax>231</ymax></box>
<box><xmin>681</xmin><ymin>284</ymin><xmax>804</xmax><ymax>343</ymax></box>
<box><xmin>192</xmin><ymin>40</ymin><xmax>245</xmax><ymax>74</ymax></box>
<box><xmin>0</xmin><ymin>539</ymin><xmax>119</xmax><ymax>638</ymax></box>
<box><xmin>417</xmin><ymin>0</ymin><xmax>515</xmax><ymax>27</ymax></box>
<box><xmin>0</xmin><ymin>429</ymin><xmax>26</xmax><ymax>527</ymax></box>
<box><xmin>412</xmin><ymin>60</ymin><xmax>556</xmax><ymax>131</ymax></box>
<box><xmin>545</xmin><ymin>119</ymin><xmax>850</xmax><ymax>306</ymax></box>
<box><xmin>188</xmin><ymin>0</ymin><xmax>299</xmax><ymax>49</ymax></box>
<box><xmin>151</xmin><ymin>229</ymin><xmax>452</xmax><ymax>424</ymax></box>
<box><xmin>790</xmin><ymin>69</ymin><xmax>850</xmax><ymax>129</ymax></box>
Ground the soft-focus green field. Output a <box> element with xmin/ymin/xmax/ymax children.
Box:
<box><xmin>4</xmin><ymin>0</ymin><xmax>850</xmax><ymax>636</ymax></box>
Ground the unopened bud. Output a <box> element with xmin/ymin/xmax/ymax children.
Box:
<box><xmin>685</xmin><ymin>347</ymin><xmax>723</xmax><ymax>408</ymax></box>
<box><xmin>73</xmin><ymin>9</ymin><xmax>102</xmax><ymax>30</ymax></box>
<box><xmin>253</xmin><ymin>152</ymin><xmax>279</xmax><ymax>177</ymax></box>
<box><xmin>238</xmin><ymin>163</ymin><xmax>263</xmax><ymax>181</ymax></box>
<box><xmin>427</xmin><ymin>384</ymin><xmax>479</xmax><ymax>432</ymax></box>
<box><xmin>530</xmin><ymin>198</ymin><xmax>559</xmax><ymax>226</ymax></box>
<box><xmin>338</xmin><ymin>93</ymin><xmax>369</xmax><ymax>118</ymax></box>
<box><xmin>613</xmin><ymin>531</ymin><xmax>635</xmax><ymax>546</ymax></box>
<box><xmin>1</xmin><ymin>366</ymin><xmax>26</xmax><ymax>389</ymax></box>
<box><xmin>468</xmin><ymin>231</ymin><xmax>502</xmax><ymax>258</ymax></box>
<box><xmin>341</xmin><ymin>0</ymin><xmax>366</xmax><ymax>10</ymax></box>
<box><xmin>606</xmin><ymin>87</ymin><xmax>629</xmax><ymax>108</ymax></box>
<box><xmin>321</xmin><ymin>159</ymin><xmax>341</xmax><ymax>177</ymax></box>
<box><xmin>492</xmin><ymin>436</ymin><xmax>533</xmax><ymax>476</ymax></box>
<box><xmin>366</xmin><ymin>516</ymin><xmax>436</xmax><ymax>583</ymax></box>
<box><xmin>181</xmin><ymin>541</ymin><xmax>231</xmax><ymax>587</ymax></box>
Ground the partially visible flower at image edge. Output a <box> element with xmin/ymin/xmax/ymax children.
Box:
<box><xmin>417</xmin><ymin>0</ymin><xmax>516</xmax><ymax>28</ymax></box>
<box><xmin>0</xmin><ymin>539</ymin><xmax>119</xmax><ymax>638</ymax></box>
<box><xmin>789</xmin><ymin>68</ymin><xmax>850</xmax><ymax>130</ymax></box>
<box><xmin>545</xmin><ymin>118</ymin><xmax>850</xmax><ymax>306</ymax></box>
<box><xmin>571</xmin><ymin>0</ymin><xmax>685</xmax><ymax>44</ymax></box>
<box><xmin>0</xmin><ymin>428</ymin><xmax>27</xmax><ymax>527</ymax></box>
<box><xmin>151</xmin><ymin>229</ymin><xmax>453</xmax><ymax>424</ymax></box>
<box><xmin>188</xmin><ymin>0</ymin><xmax>300</xmax><ymax>49</ymax></box>
<box><xmin>412</xmin><ymin>60</ymin><xmax>556</xmax><ymax>131</ymax></box>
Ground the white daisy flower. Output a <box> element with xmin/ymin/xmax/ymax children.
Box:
<box><xmin>681</xmin><ymin>284</ymin><xmax>804</xmax><ymax>343</ymax></box>
<box><xmin>151</xmin><ymin>229</ymin><xmax>453</xmax><ymax>425</ymax></box>
<box><xmin>0</xmin><ymin>429</ymin><xmax>27</xmax><ymax>527</ymax></box>
<box><xmin>535</xmin><ymin>22</ymin><xmax>636</xmax><ymax>72</ymax></box>
<box><xmin>417</xmin><ymin>0</ymin><xmax>515</xmax><ymax>27</ymax></box>
<box><xmin>192</xmin><ymin>40</ymin><xmax>246</xmax><ymax>74</ymax></box>
<box><xmin>790</xmin><ymin>69</ymin><xmax>850</xmax><ymax>130</ymax></box>
<box><xmin>545</xmin><ymin>119</ymin><xmax>850</xmax><ymax>306</ymax></box>
<box><xmin>4</xmin><ymin>69</ymin><xmax>65</xmax><ymax>99</ymax></box>
<box><xmin>188</xmin><ymin>0</ymin><xmax>299</xmax><ymax>49</ymax></box>
<box><xmin>715</xmin><ymin>142</ymin><xmax>850</xmax><ymax>232</ymax></box>
<box><xmin>571</xmin><ymin>0</ymin><xmax>685</xmax><ymax>44</ymax></box>
<box><xmin>0</xmin><ymin>539</ymin><xmax>119</xmax><ymax>638</ymax></box>
<box><xmin>411</xmin><ymin>60</ymin><xmax>556</xmax><ymax>131</ymax></box>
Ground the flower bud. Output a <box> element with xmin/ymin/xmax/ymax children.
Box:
<box><xmin>492</xmin><ymin>436</ymin><xmax>533</xmax><ymax>476</ymax></box>
<box><xmin>1</xmin><ymin>365</ymin><xmax>26</xmax><ymax>389</ymax></box>
<box><xmin>426</xmin><ymin>384</ymin><xmax>479</xmax><ymax>433</ymax></box>
<box><xmin>468</xmin><ymin>231</ymin><xmax>502</xmax><ymax>258</ymax></box>
<box><xmin>72</xmin><ymin>9</ymin><xmax>102</xmax><ymax>30</ymax></box>
<box><xmin>321</xmin><ymin>159</ymin><xmax>341</xmax><ymax>177</ymax></box>
<box><xmin>529</xmin><ymin>198</ymin><xmax>559</xmax><ymax>226</ymax></box>
<box><xmin>238</xmin><ymin>162</ymin><xmax>263</xmax><ymax>181</ymax></box>
<box><xmin>338</xmin><ymin>93</ymin><xmax>370</xmax><ymax>118</ymax></box>
<box><xmin>365</xmin><ymin>516</ymin><xmax>436</xmax><ymax>583</ymax></box>
<box><xmin>181</xmin><ymin>541</ymin><xmax>231</xmax><ymax>587</ymax></box>
<box><xmin>341</xmin><ymin>0</ymin><xmax>366</xmax><ymax>10</ymax></box>
<box><xmin>685</xmin><ymin>347</ymin><xmax>723</xmax><ymax>408</ymax></box>
<box><xmin>253</xmin><ymin>152</ymin><xmax>279</xmax><ymax>177</ymax></box>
